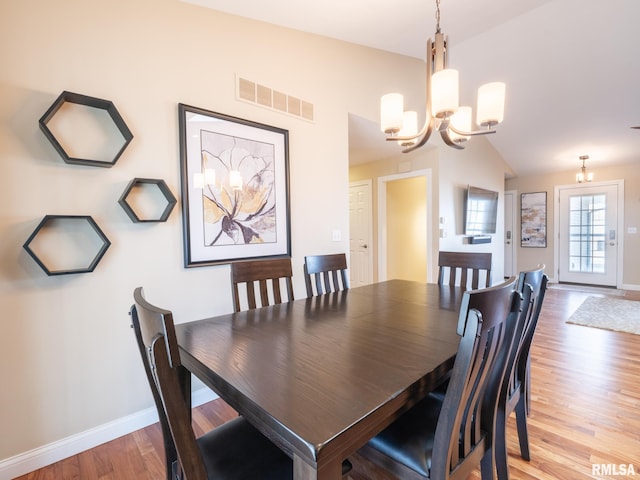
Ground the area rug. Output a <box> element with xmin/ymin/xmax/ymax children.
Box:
<box><xmin>566</xmin><ymin>296</ymin><xmax>640</xmax><ymax>335</ymax></box>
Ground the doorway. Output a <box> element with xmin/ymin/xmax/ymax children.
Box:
<box><xmin>349</xmin><ymin>180</ymin><xmax>373</xmax><ymax>287</ymax></box>
<box><xmin>504</xmin><ymin>190</ymin><xmax>517</xmax><ymax>277</ymax></box>
<box><xmin>377</xmin><ymin>169</ymin><xmax>433</xmax><ymax>282</ymax></box>
<box><xmin>555</xmin><ymin>181</ymin><xmax>624</xmax><ymax>287</ymax></box>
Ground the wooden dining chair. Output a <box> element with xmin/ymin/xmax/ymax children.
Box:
<box><xmin>129</xmin><ymin>287</ymin><xmax>293</xmax><ymax>480</ymax></box>
<box><xmin>358</xmin><ymin>276</ymin><xmax>522</xmax><ymax>480</ymax></box>
<box><xmin>303</xmin><ymin>253</ymin><xmax>349</xmax><ymax>297</ymax></box>
<box><xmin>495</xmin><ymin>265</ymin><xmax>548</xmax><ymax>480</ymax></box>
<box><xmin>230</xmin><ymin>258</ymin><xmax>294</xmax><ymax>312</ymax></box>
<box><xmin>437</xmin><ymin>251</ymin><xmax>492</xmax><ymax>290</ymax></box>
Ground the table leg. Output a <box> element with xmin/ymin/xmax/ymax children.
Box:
<box><xmin>294</xmin><ymin>454</ymin><xmax>342</xmax><ymax>480</ymax></box>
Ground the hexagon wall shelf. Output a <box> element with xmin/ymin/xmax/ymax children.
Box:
<box><xmin>39</xmin><ymin>91</ymin><xmax>134</xmax><ymax>168</ymax></box>
<box><xmin>118</xmin><ymin>178</ymin><xmax>177</xmax><ymax>222</ymax></box>
<box><xmin>23</xmin><ymin>215</ymin><xmax>111</xmax><ymax>276</ymax></box>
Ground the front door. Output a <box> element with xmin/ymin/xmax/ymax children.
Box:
<box><xmin>557</xmin><ymin>182</ymin><xmax>621</xmax><ymax>286</ymax></box>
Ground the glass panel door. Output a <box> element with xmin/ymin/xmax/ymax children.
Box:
<box><xmin>559</xmin><ymin>184</ymin><xmax>618</xmax><ymax>286</ymax></box>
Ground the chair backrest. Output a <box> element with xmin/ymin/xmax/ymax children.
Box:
<box><xmin>130</xmin><ymin>287</ymin><xmax>207</xmax><ymax>480</ymax></box>
<box><xmin>430</xmin><ymin>277</ymin><xmax>521</xmax><ymax>479</ymax></box>
<box><xmin>437</xmin><ymin>251</ymin><xmax>492</xmax><ymax>290</ymax></box>
<box><xmin>230</xmin><ymin>258</ymin><xmax>294</xmax><ymax>312</ymax></box>
<box><xmin>511</xmin><ymin>265</ymin><xmax>549</xmax><ymax>399</ymax></box>
<box><xmin>129</xmin><ymin>288</ymin><xmax>177</xmax><ymax>480</ymax></box>
<box><xmin>303</xmin><ymin>253</ymin><xmax>349</xmax><ymax>297</ymax></box>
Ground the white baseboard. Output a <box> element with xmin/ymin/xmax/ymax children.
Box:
<box><xmin>0</xmin><ymin>389</ymin><xmax>218</xmax><ymax>480</ymax></box>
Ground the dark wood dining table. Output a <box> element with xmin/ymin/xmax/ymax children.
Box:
<box><xmin>175</xmin><ymin>280</ymin><xmax>464</xmax><ymax>480</ymax></box>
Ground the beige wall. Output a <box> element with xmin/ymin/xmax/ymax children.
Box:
<box><xmin>349</xmin><ymin>149</ymin><xmax>439</xmax><ymax>282</ymax></box>
<box><xmin>1</xmin><ymin>0</ymin><xmax>579</xmax><ymax>470</ymax></box>
<box><xmin>438</xmin><ymin>136</ymin><xmax>512</xmax><ymax>282</ymax></box>
<box><xmin>506</xmin><ymin>162</ymin><xmax>640</xmax><ymax>288</ymax></box>
<box><xmin>349</xmin><ymin>135</ymin><xmax>511</xmax><ymax>283</ymax></box>
<box><xmin>386</xmin><ymin>177</ymin><xmax>427</xmax><ymax>282</ymax></box>
<box><xmin>0</xmin><ymin>0</ymin><xmax>431</xmax><ymax>466</ymax></box>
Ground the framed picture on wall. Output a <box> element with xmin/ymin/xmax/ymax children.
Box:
<box><xmin>178</xmin><ymin>104</ymin><xmax>291</xmax><ymax>267</ymax></box>
<box><xmin>521</xmin><ymin>191</ymin><xmax>547</xmax><ymax>248</ymax></box>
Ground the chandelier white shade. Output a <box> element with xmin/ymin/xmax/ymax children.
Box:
<box><xmin>477</xmin><ymin>82</ymin><xmax>506</xmax><ymax>127</ymax></box>
<box><xmin>380</xmin><ymin>93</ymin><xmax>404</xmax><ymax>134</ymax></box>
<box><xmin>380</xmin><ymin>0</ymin><xmax>506</xmax><ymax>152</ymax></box>
<box><xmin>431</xmin><ymin>69</ymin><xmax>459</xmax><ymax>118</ymax></box>
<box><xmin>397</xmin><ymin>110</ymin><xmax>418</xmax><ymax>146</ymax></box>
<box><xmin>448</xmin><ymin>106</ymin><xmax>472</xmax><ymax>144</ymax></box>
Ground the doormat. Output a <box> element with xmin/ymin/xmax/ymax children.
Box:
<box><xmin>550</xmin><ymin>283</ymin><xmax>625</xmax><ymax>296</ymax></box>
<box><xmin>566</xmin><ymin>296</ymin><xmax>640</xmax><ymax>335</ymax></box>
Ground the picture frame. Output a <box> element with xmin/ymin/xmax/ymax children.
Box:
<box><xmin>178</xmin><ymin>104</ymin><xmax>290</xmax><ymax>267</ymax></box>
<box><xmin>521</xmin><ymin>191</ymin><xmax>547</xmax><ymax>248</ymax></box>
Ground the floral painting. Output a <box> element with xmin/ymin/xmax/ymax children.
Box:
<box><xmin>179</xmin><ymin>104</ymin><xmax>290</xmax><ymax>267</ymax></box>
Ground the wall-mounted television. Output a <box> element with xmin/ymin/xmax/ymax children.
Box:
<box><xmin>464</xmin><ymin>185</ymin><xmax>499</xmax><ymax>236</ymax></box>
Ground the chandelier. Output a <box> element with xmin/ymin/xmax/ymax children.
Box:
<box><xmin>380</xmin><ymin>0</ymin><xmax>506</xmax><ymax>152</ymax></box>
<box><xmin>576</xmin><ymin>155</ymin><xmax>593</xmax><ymax>183</ymax></box>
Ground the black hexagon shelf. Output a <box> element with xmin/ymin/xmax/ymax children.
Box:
<box><xmin>23</xmin><ymin>215</ymin><xmax>111</xmax><ymax>276</ymax></box>
<box><xmin>118</xmin><ymin>178</ymin><xmax>177</xmax><ymax>222</ymax></box>
<box><xmin>39</xmin><ymin>91</ymin><xmax>134</xmax><ymax>168</ymax></box>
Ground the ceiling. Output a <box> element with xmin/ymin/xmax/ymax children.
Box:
<box><xmin>184</xmin><ymin>0</ymin><xmax>640</xmax><ymax>176</ymax></box>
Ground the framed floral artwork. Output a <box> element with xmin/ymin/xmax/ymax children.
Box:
<box><xmin>178</xmin><ymin>104</ymin><xmax>290</xmax><ymax>267</ymax></box>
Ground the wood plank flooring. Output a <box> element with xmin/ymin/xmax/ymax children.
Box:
<box><xmin>15</xmin><ymin>287</ymin><xmax>640</xmax><ymax>480</ymax></box>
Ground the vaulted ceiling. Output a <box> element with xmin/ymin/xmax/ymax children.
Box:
<box><xmin>184</xmin><ymin>0</ymin><xmax>640</xmax><ymax>176</ymax></box>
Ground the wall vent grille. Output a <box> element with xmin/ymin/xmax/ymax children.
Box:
<box><xmin>237</xmin><ymin>76</ymin><xmax>314</xmax><ymax>122</ymax></box>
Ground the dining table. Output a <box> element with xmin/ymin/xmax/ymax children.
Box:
<box><xmin>174</xmin><ymin>279</ymin><xmax>464</xmax><ymax>480</ymax></box>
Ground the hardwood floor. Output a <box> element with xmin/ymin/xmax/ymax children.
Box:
<box><xmin>15</xmin><ymin>287</ymin><xmax>640</xmax><ymax>480</ymax></box>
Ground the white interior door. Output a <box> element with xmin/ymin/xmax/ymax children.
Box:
<box><xmin>349</xmin><ymin>181</ymin><xmax>373</xmax><ymax>287</ymax></box>
<box><xmin>504</xmin><ymin>190</ymin><xmax>516</xmax><ymax>277</ymax></box>
<box><xmin>557</xmin><ymin>182</ymin><xmax>621</xmax><ymax>286</ymax></box>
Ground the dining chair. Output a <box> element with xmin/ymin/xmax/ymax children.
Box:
<box><xmin>437</xmin><ymin>251</ymin><xmax>492</xmax><ymax>290</ymax></box>
<box><xmin>129</xmin><ymin>287</ymin><xmax>293</xmax><ymax>480</ymax></box>
<box><xmin>303</xmin><ymin>253</ymin><xmax>349</xmax><ymax>297</ymax></box>
<box><xmin>358</xmin><ymin>276</ymin><xmax>522</xmax><ymax>480</ymax></box>
<box><xmin>495</xmin><ymin>265</ymin><xmax>548</xmax><ymax>480</ymax></box>
<box><xmin>230</xmin><ymin>257</ymin><xmax>294</xmax><ymax>312</ymax></box>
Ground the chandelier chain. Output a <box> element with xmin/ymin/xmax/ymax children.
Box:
<box><xmin>435</xmin><ymin>0</ymin><xmax>441</xmax><ymax>33</ymax></box>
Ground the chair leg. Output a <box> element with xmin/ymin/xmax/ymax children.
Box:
<box><xmin>494</xmin><ymin>410</ymin><xmax>509</xmax><ymax>480</ymax></box>
<box><xmin>172</xmin><ymin>460</ymin><xmax>184</xmax><ymax>480</ymax></box>
<box><xmin>515</xmin><ymin>396</ymin><xmax>531</xmax><ymax>461</ymax></box>
<box><xmin>480</xmin><ymin>447</ymin><xmax>496</xmax><ymax>480</ymax></box>
<box><xmin>525</xmin><ymin>359</ymin><xmax>531</xmax><ymax>416</ymax></box>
